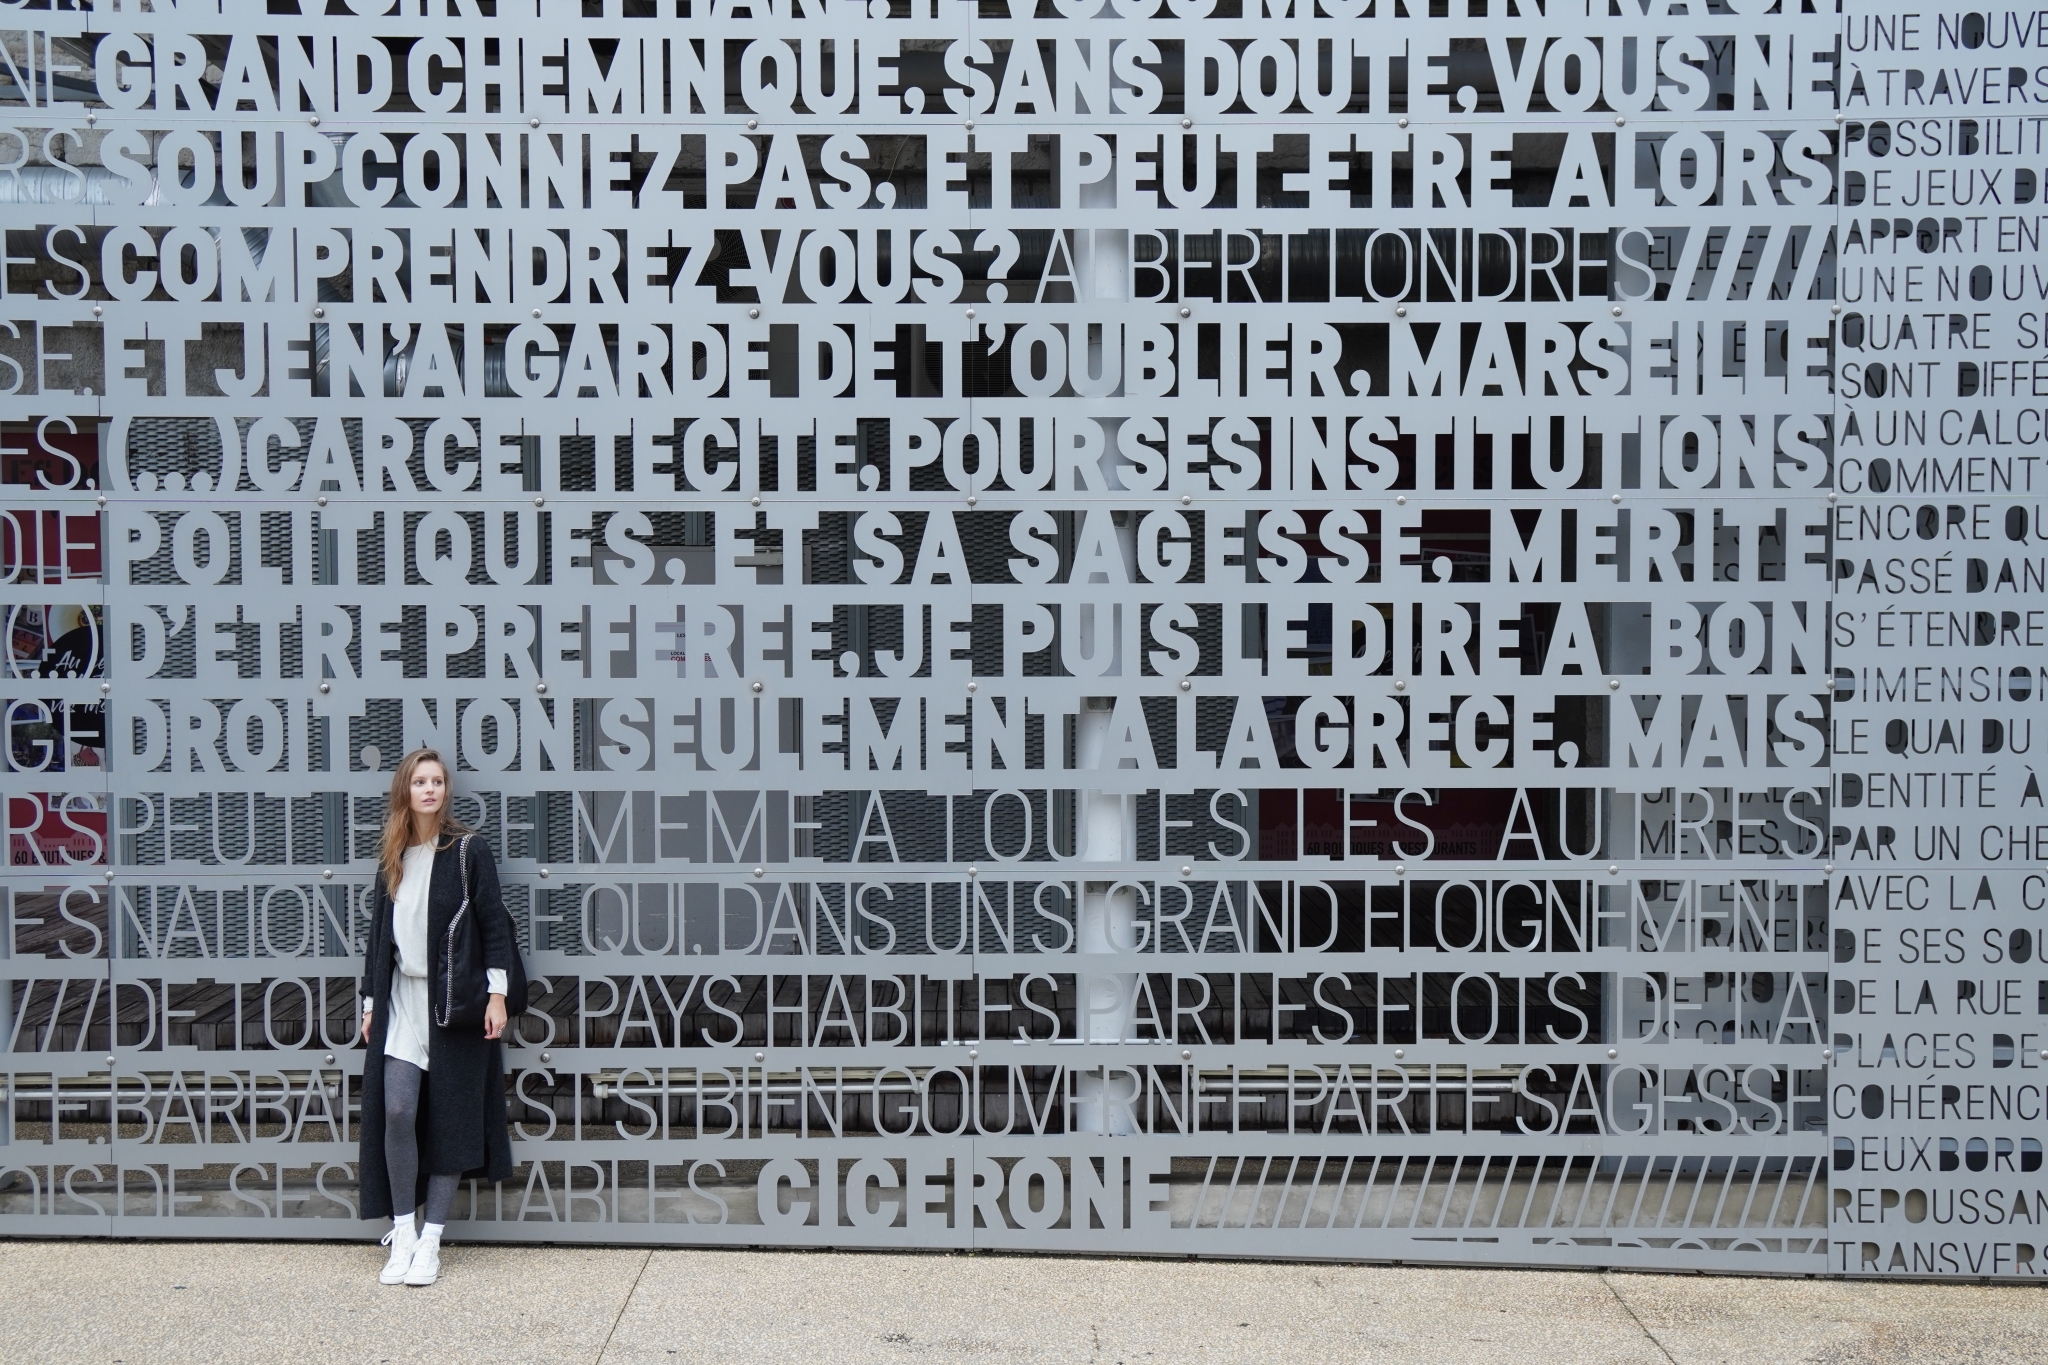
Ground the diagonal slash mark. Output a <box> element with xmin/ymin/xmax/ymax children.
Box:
<box><xmin>1601</xmin><ymin>1272</ymin><xmax>1679</xmax><ymax>1365</ymax></box>
<box><xmin>596</xmin><ymin>1249</ymin><xmax>654</xmax><ymax>1365</ymax></box>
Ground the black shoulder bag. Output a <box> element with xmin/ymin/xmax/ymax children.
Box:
<box><xmin>434</xmin><ymin>836</ymin><xmax>532</xmax><ymax>1030</ymax></box>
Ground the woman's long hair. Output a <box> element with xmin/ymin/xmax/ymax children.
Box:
<box><xmin>379</xmin><ymin>748</ymin><xmax>473</xmax><ymax>897</ymax></box>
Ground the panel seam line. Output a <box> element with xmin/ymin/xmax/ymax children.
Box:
<box><xmin>1600</xmin><ymin>1271</ymin><xmax>1678</xmax><ymax>1365</ymax></box>
<box><xmin>596</xmin><ymin>1248</ymin><xmax>654</xmax><ymax>1365</ymax></box>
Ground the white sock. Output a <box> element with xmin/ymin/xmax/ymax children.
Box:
<box><xmin>420</xmin><ymin>1223</ymin><xmax>444</xmax><ymax>1240</ymax></box>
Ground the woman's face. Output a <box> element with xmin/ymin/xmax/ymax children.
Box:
<box><xmin>409</xmin><ymin>762</ymin><xmax>448</xmax><ymax>820</ymax></box>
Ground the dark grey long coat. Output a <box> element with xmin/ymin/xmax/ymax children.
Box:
<box><xmin>358</xmin><ymin>835</ymin><xmax>518</xmax><ymax>1220</ymax></box>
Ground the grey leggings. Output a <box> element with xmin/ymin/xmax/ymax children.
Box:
<box><xmin>384</xmin><ymin>1058</ymin><xmax>460</xmax><ymax>1225</ymax></box>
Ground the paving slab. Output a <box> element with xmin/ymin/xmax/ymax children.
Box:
<box><xmin>1604</xmin><ymin>1271</ymin><xmax>2048</xmax><ymax>1365</ymax></box>
<box><xmin>601</xmin><ymin>1251</ymin><xmax>1671</xmax><ymax>1365</ymax></box>
<box><xmin>1</xmin><ymin>1239</ymin><xmax>648</xmax><ymax>1365</ymax></box>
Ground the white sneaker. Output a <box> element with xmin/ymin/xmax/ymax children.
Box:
<box><xmin>379</xmin><ymin>1220</ymin><xmax>418</xmax><ymax>1285</ymax></box>
<box><xmin>404</xmin><ymin>1227</ymin><xmax>443</xmax><ymax>1287</ymax></box>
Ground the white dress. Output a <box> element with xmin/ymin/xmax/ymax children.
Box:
<box><xmin>383</xmin><ymin>842</ymin><xmax>508</xmax><ymax>1073</ymax></box>
<box><xmin>384</xmin><ymin>845</ymin><xmax>437</xmax><ymax>1072</ymax></box>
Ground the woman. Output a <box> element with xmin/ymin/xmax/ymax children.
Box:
<box><xmin>357</xmin><ymin>749</ymin><xmax>519</xmax><ymax>1287</ymax></box>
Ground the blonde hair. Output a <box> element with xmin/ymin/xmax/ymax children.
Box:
<box><xmin>378</xmin><ymin>749</ymin><xmax>473</xmax><ymax>896</ymax></box>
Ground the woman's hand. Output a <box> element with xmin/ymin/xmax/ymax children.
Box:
<box><xmin>484</xmin><ymin>993</ymin><xmax>508</xmax><ymax>1040</ymax></box>
<box><xmin>359</xmin><ymin>1006</ymin><xmax>372</xmax><ymax>1043</ymax></box>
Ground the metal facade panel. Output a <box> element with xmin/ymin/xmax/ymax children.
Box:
<box><xmin>0</xmin><ymin>0</ymin><xmax>2027</xmax><ymax>1280</ymax></box>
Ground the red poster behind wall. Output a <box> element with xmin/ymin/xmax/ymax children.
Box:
<box><xmin>0</xmin><ymin>421</ymin><xmax>106</xmax><ymax>863</ymax></box>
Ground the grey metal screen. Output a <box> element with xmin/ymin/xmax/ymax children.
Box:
<box><xmin>0</xmin><ymin>0</ymin><xmax>2034</xmax><ymax>1281</ymax></box>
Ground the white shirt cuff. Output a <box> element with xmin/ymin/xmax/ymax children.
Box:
<box><xmin>487</xmin><ymin>968</ymin><xmax>508</xmax><ymax>996</ymax></box>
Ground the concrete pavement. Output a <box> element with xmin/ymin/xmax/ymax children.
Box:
<box><xmin>6</xmin><ymin>1240</ymin><xmax>2047</xmax><ymax>1365</ymax></box>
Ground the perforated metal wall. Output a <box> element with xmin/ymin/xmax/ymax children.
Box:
<box><xmin>0</xmin><ymin>0</ymin><xmax>2038</xmax><ymax>1280</ymax></box>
